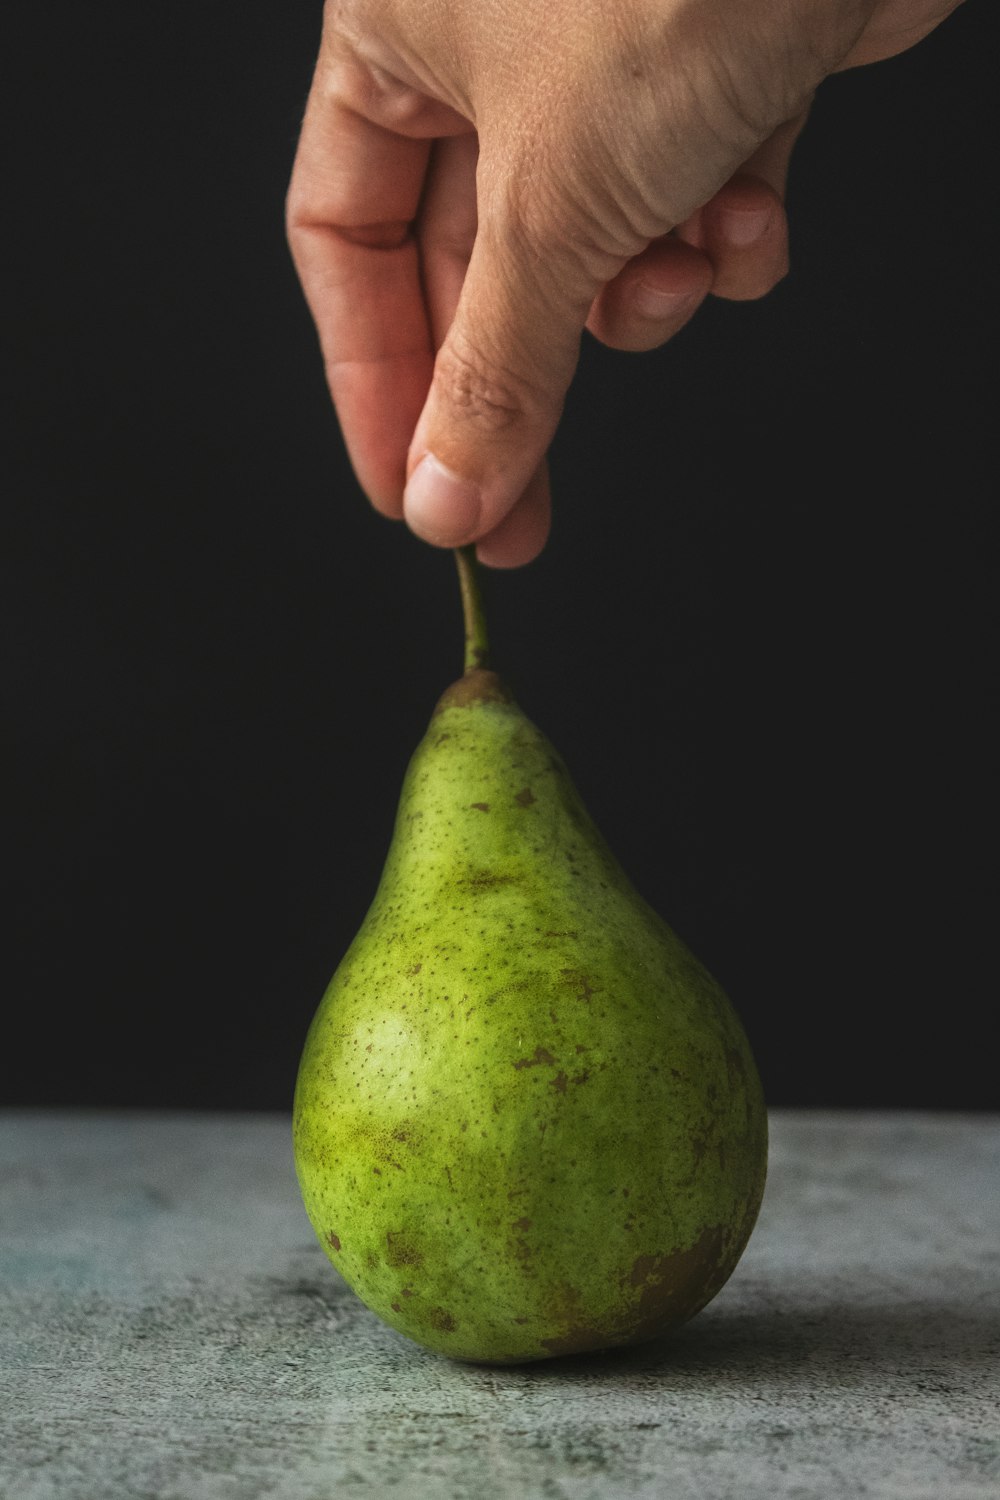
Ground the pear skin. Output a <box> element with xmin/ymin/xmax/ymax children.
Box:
<box><xmin>293</xmin><ymin>664</ymin><xmax>767</xmax><ymax>1365</ymax></box>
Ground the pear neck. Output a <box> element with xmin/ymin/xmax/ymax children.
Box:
<box><xmin>434</xmin><ymin>667</ymin><xmax>513</xmax><ymax>713</ymax></box>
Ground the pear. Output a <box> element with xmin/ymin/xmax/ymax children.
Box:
<box><xmin>293</xmin><ymin>548</ymin><xmax>767</xmax><ymax>1364</ymax></box>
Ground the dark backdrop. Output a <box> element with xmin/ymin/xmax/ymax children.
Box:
<box><xmin>4</xmin><ymin>4</ymin><xmax>996</xmax><ymax>1111</ymax></box>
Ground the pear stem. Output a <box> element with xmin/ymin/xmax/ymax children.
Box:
<box><xmin>454</xmin><ymin>545</ymin><xmax>491</xmax><ymax>674</ymax></box>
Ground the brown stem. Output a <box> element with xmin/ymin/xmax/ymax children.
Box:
<box><xmin>454</xmin><ymin>546</ymin><xmax>491</xmax><ymax>674</ymax></box>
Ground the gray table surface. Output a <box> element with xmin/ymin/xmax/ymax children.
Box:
<box><xmin>1</xmin><ymin>1109</ymin><xmax>997</xmax><ymax>1500</ymax></box>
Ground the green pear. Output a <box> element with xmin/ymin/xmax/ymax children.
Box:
<box><xmin>293</xmin><ymin>549</ymin><xmax>767</xmax><ymax>1364</ymax></box>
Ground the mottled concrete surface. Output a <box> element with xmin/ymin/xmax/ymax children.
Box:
<box><xmin>1</xmin><ymin>1110</ymin><xmax>997</xmax><ymax>1500</ymax></box>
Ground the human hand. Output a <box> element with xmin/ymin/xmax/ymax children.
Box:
<box><xmin>287</xmin><ymin>0</ymin><xmax>964</xmax><ymax>567</ymax></box>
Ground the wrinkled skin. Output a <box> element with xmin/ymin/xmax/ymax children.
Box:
<box><xmin>287</xmin><ymin>0</ymin><xmax>964</xmax><ymax>565</ymax></box>
<box><xmin>294</xmin><ymin>673</ymin><xmax>768</xmax><ymax>1363</ymax></box>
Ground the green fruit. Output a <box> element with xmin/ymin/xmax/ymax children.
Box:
<box><xmin>293</xmin><ymin>549</ymin><xmax>767</xmax><ymax>1364</ymax></box>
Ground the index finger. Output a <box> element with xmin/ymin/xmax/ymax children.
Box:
<box><xmin>286</xmin><ymin>60</ymin><xmax>434</xmax><ymax>516</ymax></box>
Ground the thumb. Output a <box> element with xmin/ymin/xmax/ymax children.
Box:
<box><xmin>403</xmin><ymin>204</ymin><xmax>598</xmax><ymax>550</ymax></box>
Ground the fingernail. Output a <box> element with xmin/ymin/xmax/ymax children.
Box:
<box><xmin>404</xmin><ymin>453</ymin><xmax>482</xmax><ymax>545</ymax></box>
<box><xmin>717</xmin><ymin>208</ymin><xmax>773</xmax><ymax>248</ymax></box>
<box><xmin>633</xmin><ymin>284</ymin><xmax>698</xmax><ymax>321</ymax></box>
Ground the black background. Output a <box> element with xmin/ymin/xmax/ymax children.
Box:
<box><xmin>4</xmin><ymin>4</ymin><xmax>996</xmax><ymax>1112</ymax></box>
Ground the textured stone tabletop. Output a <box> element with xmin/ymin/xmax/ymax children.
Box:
<box><xmin>1</xmin><ymin>1109</ymin><xmax>997</xmax><ymax>1500</ymax></box>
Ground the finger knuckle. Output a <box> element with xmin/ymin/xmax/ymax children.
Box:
<box><xmin>434</xmin><ymin>336</ymin><xmax>526</xmax><ymax>435</ymax></box>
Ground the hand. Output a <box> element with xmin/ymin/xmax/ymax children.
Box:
<box><xmin>287</xmin><ymin>0</ymin><xmax>964</xmax><ymax>567</ymax></box>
